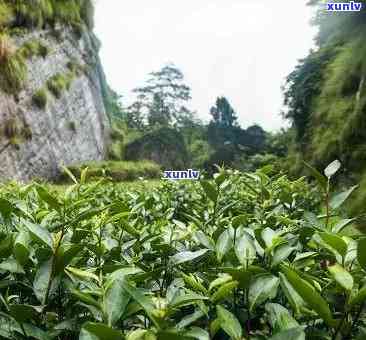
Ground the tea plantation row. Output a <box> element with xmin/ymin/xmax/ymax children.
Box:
<box><xmin>0</xmin><ymin>162</ymin><xmax>365</xmax><ymax>339</ymax></box>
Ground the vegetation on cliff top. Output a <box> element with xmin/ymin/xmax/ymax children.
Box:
<box><xmin>282</xmin><ymin>0</ymin><xmax>366</xmax><ymax>214</ymax></box>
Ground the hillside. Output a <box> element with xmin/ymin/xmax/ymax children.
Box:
<box><xmin>0</xmin><ymin>0</ymin><xmax>109</xmax><ymax>181</ymax></box>
<box><xmin>284</xmin><ymin>0</ymin><xmax>366</xmax><ymax>211</ymax></box>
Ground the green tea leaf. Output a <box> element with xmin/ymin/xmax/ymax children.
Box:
<box><xmin>318</xmin><ymin>232</ymin><xmax>347</xmax><ymax>258</ymax></box>
<box><xmin>269</xmin><ymin>327</ymin><xmax>305</xmax><ymax>340</ymax></box>
<box><xmin>200</xmin><ymin>180</ymin><xmax>218</xmax><ymax>203</ymax></box>
<box><xmin>22</xmin><ymin>219</ymin><xmax>54</xmax><ymax>251</ymax></box>
<box><xmin>279</xmin><ymin>273</ymin><xmax>306</xmax><ymax>315</ymax></box>
<box><xmin>357</xmin><ymin>238</ymin><xmax>366</xmax><ymax>271</ymax></box>
<box><xmin>13</xmin><ymin>231</ymin><xmax>30</xmax><ymax>266</ymax></box>
<box><xmin>210</xmin><ymin>281</ymin><xmax>238</xmax><ymax>303</ymax></box>
<box><xmin>272</xmin><ymin>244</ymin><xmax>296</xmax><ymax>267</ymax></box>
<box><xmin>349</xmin><ymin>285</ymin><xmax>366</xmax><ymax>307</ymax></box>
<box><xmin>281</xmin><ymin>265</ymin><xmax>335</xmax><ymax>327</ymax></box>
<box><xmin>80</xmin><ymin>322</ymin><xmax>124</xmax><ymax>340</ymax></box>
<box><xmin>0</xmin><ymin>258</ymin><xmax>24</xmax><ymax>274</ymax></box>
<box><xmin>265</xmin><ymin>303</ymin><xmax>299</xmax><ymax>333</ymax></box>
<box><xmin>184</xmin><ymin>327</ymin><xmax>209</xmax><ymax>340</ymax></box>
<box><xmin>216</xmin><ymin>229</ymin><xmax>232</xmax><ymax>262</ymax></box>
<box><xmin>249</xmin><ymin>274</ymin><xmax>279</xmax><ymax>311</ymax></box>
<box><xmin>66</xmin><ymin>267</ymin><xmax>99</xmax><ymax>283</ymax></box>
<box><xmin>10</xmin><ymin>304</ymin><xmax>39</xmax><ymax>323</ymax></box>
<box><xmin>170</xmin><ymin>249</ymin><xmax>209</xmax><ymax>266</ymax></box>
<box><xmin>216</xmin><ymin>305</ymin><xmax>242</xmax><ymax>340</ymax></box>
<box><xmin>170</xmin><ymin>292</ymin><xmax>208</xmax><ymax>308</ymax></box>
<box><xmin>234</xmin><ymin>231</ymin><xmax>256</xmax><ymax>266</ymax></box>
<box><xmin>33</xmin><ymin>258</ymin><xmax>53</xmax><ymax>304</ymax></box>
<box><xmin>303</xmin><ymin>161</ymin><xmax>327</xmax><ymax>190</ymax></box>
<box><xmin>330</xmin><ymin>186</ymin><xmax>358</xmax><ymax>210</ymax></box>
<box><xmin>328</xmin><ymin>263</ymin><xmax>353</xmax><ymax>291</ymax></box>
<box><xmin>0</xmin><ymin>198</ymin><xmax>13</xmax><ymax>220</ymax></box>
<box><xmin>36</xmin><ymin>185</ymin><xmax>61</xmax><ymax>211</ymax></box>
<box><xmin>103</xmin><ymin>277</ymin><xmax>130</xmax><ymax>327</ymax></box>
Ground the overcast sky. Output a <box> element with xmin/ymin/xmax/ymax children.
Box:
<box><xmin>95</xmin><ymin>0</ymin><xmax>317</xmax><ymax>131</ymax></box>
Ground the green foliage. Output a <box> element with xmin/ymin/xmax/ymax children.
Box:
<box><xmin>19</xmin><ymin>39</ymin><xmax>50</xmax><ymax>58</ymax></box>
<box><xmin>61</xmin><ymin>160</ymin><xmax>161</xmax><ymax>183</ymax></box>
<box><xmin>284</xmin><ymin>2</ymin><xmax>366</xmax><ymax>216</ymax></box>
<box><xmin>32</xmin><ymin>87</ymin><xmax>49</xmax><ymax>109</ymax></box>
<box><xmin>125</xmin><ymin>126</ymin><xmax>189</xmax><ymax>169</ymax></box>
<box><xmin>210</xmin><ymin>96</ymin><xmax>238</xmax><ymax>128</ymax></box>
<box><xmin>283</xmin><ymin>46</ymin><xmax>336</xmax><ymax>143</ymax></box>
<box><xmin>0</xmin><ymin>36</ymin><xmax>51</xmax><ymax>95</ymax></box>
<box><xmin>0</xmin><ymin>44</ymin><xmax>27</xmax><ymax>94</ymax></box>
<box><xmin>1</xmin><ymin>117</ymin><xmax>32</xmax><ymax>146</ymax></box>
<box><xmin>46</xmin><ymin>71</ymin><xmax>74</xmax><ymax>98</ymax></box>
<box><xmin>0</xmin><ymin>161</ymin><xmax>364</xmax><ymax>338</ymax></box>
<box><xmin>128</xmin><ymin>63</ymin><xmax>193</xmax><ymax>128</ymax></box>
<box><xmin>0</xmin><ymin>2</ymin><xmax>14</xmax><ymax>27</ymax></box>
<box><xmin>7</xmin><ymin>0</ymin><xmax>94</xmax><ymax>31</ymax></box>
<box><xmin>108</xmin><ymin>121</ymin><xmax>126</xmax><ymax>160</ymax></box>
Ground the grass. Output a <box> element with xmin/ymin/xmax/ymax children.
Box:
<box><xmin>60</xmin><ymin>160</ymin><xmax>162</xmax><ymax>183</ymax></box>
<box><xmin>1</xmin><ymin>117</ymin><xmax>32</xmax><ymax>146</ymax></box>
<box><xmin>0</xmin><ymin>36</ymin><xmax>51</xmax><ymax>96</ymax></box>
<box><xmin>0</xmin><ymin>0</ymin><xmax>95</xmax><ymax>96</ymax></box>
<box><xmin>33</xmin><ymin>87</ymin><xmax>49</xmax><ymax>108</ymax></box>
<box><xmin>9</xmin><ymin>0</ymin><xmax>94</xmax><ymax>31</ymax></box>
<box><xmin>0</xmin><ymin>2</ymin><xmax>14</xmax><ymax>27</ymax></box>
<box><xmin>2</xmin><ymin>117</ymin><xmax>20</xmax><ymax>139</ymax></box>
<box><xmin>47</xmin><ymin>72</ymin><xmax>74</xmax><ymax>98</ymax></box>
<box><xmin>0</xmin><ymin>32</ymin><xmax>27</xmax><ymax>94</ymax></box>
<box><xmin>306</xmin><ymin>37</ymin><xmax>366</xmax><ymax>170</ymax></box>
<box><xmin>19</xmin><ymin>39</ymin><xmax>50</xmax><ymax>59</ymax></box>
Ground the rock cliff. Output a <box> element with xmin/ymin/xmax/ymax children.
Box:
<box><xmin>0</xmin><ymin>2</ymin><xmax>109</xmax><ymax>181</ymax></box>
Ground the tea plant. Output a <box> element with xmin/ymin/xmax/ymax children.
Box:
<box><xmin>0</xmin><ymin>161</ymin><xmax>365</xmax><ymax>339</ymax></box>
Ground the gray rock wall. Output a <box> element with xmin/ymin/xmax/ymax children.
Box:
<box><xmin>0</xmin><ymin>28</ymin><xmax>109</xmax><ymax>181</ymax></box>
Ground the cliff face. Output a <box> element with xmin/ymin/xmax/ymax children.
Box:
<box><xmin>0</xmin><ymin>28</ymin><xmax>108</xmax><ymax>181</ymax></box>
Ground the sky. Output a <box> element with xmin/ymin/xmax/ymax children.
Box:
<box><xmin>95</xmin><ymin>0</ymin><xmax>318</xmax><ymax>131</ymax></box>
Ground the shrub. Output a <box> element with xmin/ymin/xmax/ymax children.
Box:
<box><xmin>19</xmin><ymin>39</ymin><xmax>50</xmax><ymax>59</ymax></box>
<box><xmin>61</xmin><ymin>160</ymin><xmax>161</xmax><ymax>182</ymax></box>
<box><xmin>32</xmin><ymin>87</ymin><xmax>49</xmax><ymax>108</ymax></box>
<box><xmin>0</xmin><ymin>34</ymin><xmax>28</xmax><ymax>94</ymax></box>
<box><xmin>47</xmin><ymin>72</ymin><xmax>70</xmax><ymax>98</ymax></box>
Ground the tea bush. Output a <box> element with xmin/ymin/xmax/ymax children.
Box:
<box><xmin>62</xmin><ymin>160</ymin><xmax>161</xmax><ymax>183</ymax></box>
<box><xmin>0</xmin><ymin>161</ymin><xmax>365</xmax><ymax>339</ymax></box>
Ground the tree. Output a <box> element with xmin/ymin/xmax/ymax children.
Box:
<box><xmin>125</xmin><ymin>97</ymin><xmax>145</xmax><ymax>130</ymax></box>
<box><xmin>131</xmin><ymin>64</ymin><xmax>194</xmax><ymax>128</ymax></box>
<box><xmin>209</xmin><ymin>97</ymin><xmax>238</xmax><ymax>127</ymax></box>
<box><xmin>103</xmin><ymin>86</ymin><xmax>125</xmax><ymax>120</ymax></box>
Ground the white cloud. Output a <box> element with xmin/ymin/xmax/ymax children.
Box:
<box><xmin>95</xmin><ymin>0</ymin><xmax>317</xmax><ymax>131</ymax></box>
